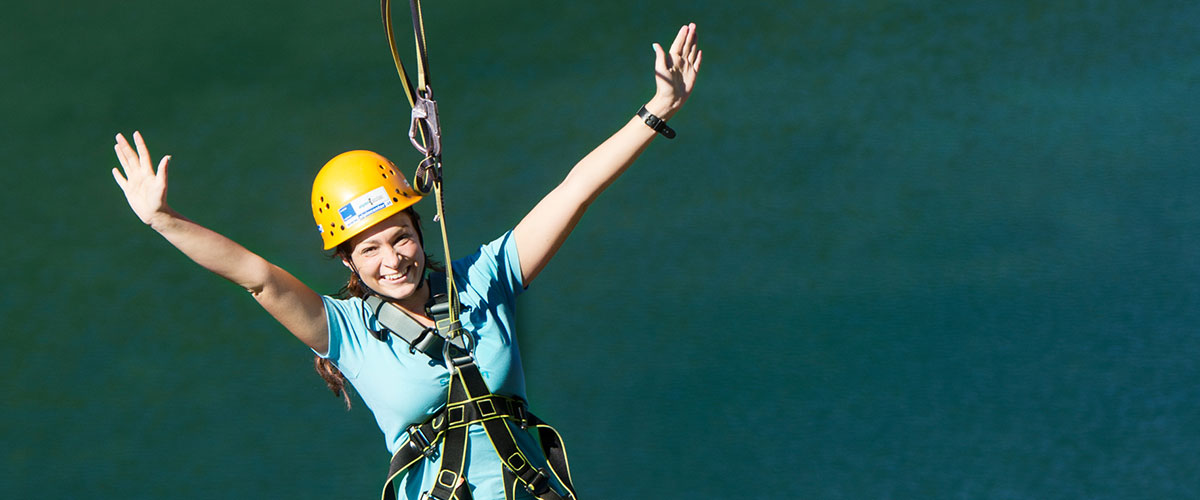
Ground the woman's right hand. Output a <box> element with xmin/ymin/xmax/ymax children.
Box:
<box><xmin>112</xmin><ymin>131</ymin><xmax>173</xmax><ymax>227</ymax></box>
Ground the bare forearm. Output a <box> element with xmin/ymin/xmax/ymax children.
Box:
<box><xmin>559</xmin><ymin>101</ymin><xmax>666</xmax><ymax>203</ymax></box>
<box><xmin>515</xmin><ymin>98</ymin><xmax>673</xmax><ymax>282</ymax></box>
<box><xmin>147</xmin><ymin>209</ymin><xmax>274</xmax><ymax>293</ymax></box>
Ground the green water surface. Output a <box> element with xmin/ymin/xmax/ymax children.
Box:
<box><xmin>3</xmin><ymin>1</ymin><xmax>1199</xmax><ymax>498</ymax></box>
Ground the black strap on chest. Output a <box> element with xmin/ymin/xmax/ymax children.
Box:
<box><xmin>368</xmin><ymin>280</ymin><xmax>577</xmax><ymax>500</ymax></box>
<box><xmin>364</xmin><ymin>274</ymin><xmax>468</xmax><ymax>365</ymax></box>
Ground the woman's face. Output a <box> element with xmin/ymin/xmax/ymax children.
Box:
<box><xmin>343</xmin><ymin>211</ymin><xmax>425</xmax><ymax>301</ymax></box>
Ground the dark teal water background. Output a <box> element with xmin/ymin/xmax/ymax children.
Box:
<box><xmin>3</xmin><ymin>1</ymin><xmax>1199</xmax><ymax>498</ymax></box>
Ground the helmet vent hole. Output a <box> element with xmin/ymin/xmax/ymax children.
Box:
<box><xmin>392</xmin><ymin>197</ymin><xmax>399</xmax><ymax>202</ymax></box>
<box><xmin>381</xmin><ymin>173</ymin><xmax>387</xmax><ymax>179</ymax></box>
<box><xmin>326</xmin><ymin>203</ymin><xmax>330</xmax><ymax>209</ymax></box>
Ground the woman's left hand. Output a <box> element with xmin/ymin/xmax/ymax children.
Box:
<box><xmin>648</xmin><ymin>23</ymin><xmax>703</xmax><ymax>120</ymax></box>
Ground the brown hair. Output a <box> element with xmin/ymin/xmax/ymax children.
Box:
<box><xmin>313</xmin><ymin>206</ymin><xmax>443</xmax><ymax>410</ymax></box>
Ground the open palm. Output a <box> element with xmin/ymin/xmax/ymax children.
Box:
<box><xmin>652</xmin><ymin>23</ymin><xmax>703</xmax><ymax>113</ymax></box>
<box><xmin>112</xmin><ymin>131</ymin><xmax>172</xmax><ymax>226</ymax></box>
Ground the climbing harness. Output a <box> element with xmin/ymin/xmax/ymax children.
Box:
<box><xmin>369</xmin><ymin>275</ymin><xmax>578</xmax><ymax>500</ymax></box>
<box><xmin>375</xmin><ymin>2</ymin><xmax>577</xmax><ymax>498</ymax></box>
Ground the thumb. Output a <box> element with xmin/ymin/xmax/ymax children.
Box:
<box><xmin>652</xmin><ymin>42</ymin><xmax>668</xmax><ymax>70</ymax></box>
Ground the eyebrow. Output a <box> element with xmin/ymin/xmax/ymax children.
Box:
<box><xmin>360</xmin><ymin>226</ymin><xmax>412</xmax><ymax>246</ymax></box>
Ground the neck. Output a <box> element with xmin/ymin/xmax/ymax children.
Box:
<box><xmin>388</xmin><ymin>276</ymin><xmax>432</xmax><ymax>320</ymax></box>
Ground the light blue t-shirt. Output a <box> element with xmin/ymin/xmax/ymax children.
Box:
<box><xmin>319</xmin><ymin>231</ymin><xmax>551</xmax><ymax>499</ymax></box>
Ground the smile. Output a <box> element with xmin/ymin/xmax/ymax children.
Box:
<box><xmin>380</xmin><ymin>263</ymin><xmax>417</xmax><ymax>283</ymax></box>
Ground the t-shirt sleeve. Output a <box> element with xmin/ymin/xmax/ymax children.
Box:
<box><xmin>454</xmin><ymin>230</ymin><xmax>525</xmax><ymax>304</ymax></box>
<box><xmin>314</xmin><ymin>295</ymin><xmax>366</xmax><ymax>378</ymax></box>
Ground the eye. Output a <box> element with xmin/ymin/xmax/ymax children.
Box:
<box><xmin>358</xmin><ymin>245</ymin><xmax>378</xmax><ymax>256</ymax></box>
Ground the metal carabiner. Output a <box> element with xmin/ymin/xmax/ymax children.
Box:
<box><xmin>441</xmin><ymin>336</ymin><xmax>455</xmax><ymax>372</ymax></box>
<box><xmin>409</xmin><ymin>87</ymin><xmax>442</xmax><ymax>159</ymax></box>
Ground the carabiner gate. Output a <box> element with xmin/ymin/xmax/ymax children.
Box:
<box><xmin>409</xmin><ymin>87</ymin><xmax>442</xmax><ymax>159</ymax></box>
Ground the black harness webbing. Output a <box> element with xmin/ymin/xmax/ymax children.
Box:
<box><xmin>371</xmin><ymin>277</ymin><xmax>577</xmax><ymax>500</ymax></box>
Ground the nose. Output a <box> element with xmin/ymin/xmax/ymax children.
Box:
<box><xmin>379</xmin><ymin>246</ymin><xmax>402</xmax><ymax>271</ymax></box>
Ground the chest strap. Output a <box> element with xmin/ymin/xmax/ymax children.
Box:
<box><xmin>363</xmin><ymin>273</ymin><xmax>468</xmax><ymax>364</ymax></box>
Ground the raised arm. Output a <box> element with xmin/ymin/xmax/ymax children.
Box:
<box><xmin>514</xmin><ymin>23</ymin><xmax>703</xmax><ymax>284</ymax></box>
<box><xmin>112</xmin><ymin>132</ymin><xmax>329</xmax><ymax>353</ymax></box>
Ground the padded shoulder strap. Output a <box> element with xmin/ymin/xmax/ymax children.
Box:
<box><xmin>363</xmin><ymin>274</ymin><xmax>466</xmax><ymax>362</ymax></box>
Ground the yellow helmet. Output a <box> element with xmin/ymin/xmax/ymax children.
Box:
<box><xmin>311</xmin><ymin>150</ymin><xmax>423</xmax><ymax>250</ymax></box>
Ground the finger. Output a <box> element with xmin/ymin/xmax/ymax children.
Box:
<box><xmin>157</xmin><ymin>155</ymin><xmax>171</xmax><ymax>182</ymax></box>
<box><xmin>687</xmin><ymin>43</ymin><xmax>699</xmax><ymax>64</ymax></box>
<box><xmin>668</xmin><ymin>24</ymin><xmax>688</xmax><ymax>56</ymax></box>
<box><xmin>133</xmin><ymin>131</ymin><xmax>153</xmax><ymax>172</ymax></box>
<box><xmin>111</xmin><ymin>167</ymin><xmax>128</xmax><ymax>190</ymax></box>
<box><xmin>694</xmin><ymin>50</ymin><xmax>703</xmax><ymax>72</ymax></box>
<box><xmin>115</xmin><ymin>134</ymin><xmax>134</xmax><ymax>165</ymax></box>
<box><xmin>114</xmin><ymin>142</ymin><xmax>136</xmax><ymax>174</ymax></box>
<box><xmin>115</xmin><ymin>134</ymin><xmax>143</xmax><ymax>175</ymax></box>
<box><xmin>683</xmin><ymin>23</ymin><xmax>697</xmax><ymax>54</ymax></box>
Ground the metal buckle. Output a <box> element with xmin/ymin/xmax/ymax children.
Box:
<box><xmin>514</xmin><ymin>402</ymin><xmax>529</xmax><ymax>430</ymax></box>
<box><xmin>523</xmin><ymin>467</ymin><xmax>550</xmax><ymax>494</ymax></box>
<box><xmin>406</xmin><ymin>424</ymin><xmax>434</xmax><ymax>458</ymax></box>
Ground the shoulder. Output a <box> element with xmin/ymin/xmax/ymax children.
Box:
<box><xmin>451</xmin><ymin>230</ymin><xmax>524</xmax><ymax>293</ymax></box>
<box><xmin>321</xmin><ymin>294</ymin><xmax>368</xmax><ymax>317</ymax></box>
<box><xmin>318</xmin><ymin>295</ymin><xmax>373</xmax><ymax>363</ymax></box>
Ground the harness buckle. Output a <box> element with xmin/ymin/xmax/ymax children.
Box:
<box><xmin>524</xmin><ymin>467</ymin><xmax>550</xmax><ymax>494</ymax></box>
<box><xmin>514</xmin><ymin>402</ymin><xmax>529</xmax><ymax>430</ymax></box>
<box><xmin>405</xmin><ymin>424</ymin><xmax>435</xmax><ymax>458</ymax></box>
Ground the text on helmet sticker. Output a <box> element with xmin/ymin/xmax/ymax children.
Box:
<box><xmin>339</xmin><ymin>186</ymin><xmax>393</xmax><ymax>228</ymax></box>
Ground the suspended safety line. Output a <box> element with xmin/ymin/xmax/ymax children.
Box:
<box><xmin>381</xmin><ymin>0</ymin><xmax>458</xmax><ymax>339</ymax></box>
<box><xmin>376</xmin><ymin>2</ymin><xmax>579</xmax><ymax>499</ymax></box>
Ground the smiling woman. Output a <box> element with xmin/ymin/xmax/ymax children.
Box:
<box><xmin>111</xmin><ymin>22</ymin><xmax>701</xmax><ymax>500</ymax></box>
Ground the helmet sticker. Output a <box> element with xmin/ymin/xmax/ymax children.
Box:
<box><xmin>338</xmin><ymin>186</ymin><xmax>394</xmax><ymax>228</ymax></box>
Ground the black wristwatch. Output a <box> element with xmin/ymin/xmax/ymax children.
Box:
<box><xmin>637</xmin><ymin>105</ymin><xmax>676</xmax><ymax>139</ymax></box>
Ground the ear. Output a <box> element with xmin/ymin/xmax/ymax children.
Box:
<box><xmin>341</xmin><ymin>257</ymin><xmax>353</xmax><ymax>269</ymax></box>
